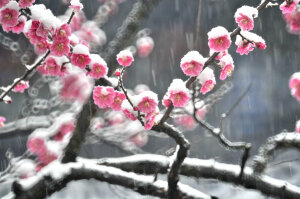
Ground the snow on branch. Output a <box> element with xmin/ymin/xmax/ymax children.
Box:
<box><xmin>96</xmin><ymin>154</ymin><xmax>300</xmax><ymax>199</ymax></box>
<box><xmin>253</xmin><ymin>132</ymin><xmax>300</xmax><ymax>173</ymax></box>
<box><xmin>10</xmin><ymin>161</ymin><xmax>214</xmax><ymax>199</ymax></box>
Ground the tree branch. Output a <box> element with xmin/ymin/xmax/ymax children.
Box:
<box><xmin>253</xmin><ymin>132</ymin><xmax>300</xmax><ymax>173</ymax></box>
<box><xmin>97</xmin><ymin>154</ymin><xmax>300</xmax><ymax>199</ymax></box>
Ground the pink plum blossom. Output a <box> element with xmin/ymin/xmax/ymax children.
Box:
<box><xmin>122</xmin><ymin>100</ymin><xmax>136</xmax><ymax>121</ymax></box>
<box><xmin>87</xmin><ymin>54</ymin><xmax>108</xmax><ymax>79</ymax></box>
<box><xmin>235</xmin><ymin>35</ymin><xmax>254</xmax><ymax>55</ymax></box>
<box><xmin>289</xmin><ymin>72</ymin><xmax>300</xmax><ymax>102</ymax></box>
<box><xmin>43</xmin><ymin>57</ymin><xmax>61</xmax><ymax>76</ymax></box>
<box><xmin>180</xmin><ymin>51</ymin><xmax>205</xmax><ymax>76</ymax></box>
<box><xmin>71</xmin><ymin>44</ymin><xmax>91</xmax><ymax>68</ymax></box>
<box><xmin>6</xmin><ymin>15</ymin><xmax>26</xmax><ymax>34</ymax></box>
<box><xmin>280</xmin><ymin>0</ymin><xmax>299</xmax><ymax>14</ymax></box>
<box><xmin>198</xmin><ymin>67</ymin><xmax>216</xmax><ymax>94</ymax></box>
<box><xmin>93</xmin><ymin>86</ymin><xmax>116</xmax><ymax>109</ymax></box>
<box><xmin>116</xmin><ymin>49</ymin><xmax>134</xmax><ymax>67</ymax></box>
<box><xmin>234</xmin><ymin>6</ymin><xmax>258</xmax><ymax>31</ymax></box>
<box><xmin>34</xmin><ymin>40</ymin><xmax>50</xmax><ymax>54</ymax></box>
<box><xmin>196</xmin><ymin>106</ymin><xmax>208</xmax><ymax>120</ymax></box>
<box><xmin>136</xmin><ymin>36</ymin><xmax>154</xmax><ymax>58</ymax></box>
<box><xmin>210</xmin><ymin>49</ymin><xmax>227</xmax><ymax>60</ymax></box>
<box><xmin>111</xmin><ymin>91</ymin><xmax>126</xmax><ymax>111</ymax></box>
<box><xmin>167</xmin><ymin>79</ymin><xmax>190</xmax><ymax>107</ymax></box>
<box><xmin>50</xmin><ymin>39</ymin><xmax>70</xmax><ymax>57</ymax></box>
<box><xmin>53</xmin><ymin>123</ymin><xmax>75</xmax><ymax>141</ymax></box>
<box><xmin>19</xmin><ymin>0</ymin><xmax>36</xmax><ymax>8</ymax></box>
<box><xmin>284</xmin><ymin>10</ymin><xmax>300</xmax><ymax>34</ymax></box>
<box><xmin>0</xmin><ymin>116</ymin><xmax>6</xmax><ymax>128</ymax></box>
<box><xmin>38</xmin><ymin>150</ymin><xmax>58</xmax><ymax>165</ymax></box>
<box><xmin>219</xmin><ymin>54</ymin><xmax>234</xmax><ymax>80</ymax></box>
<box><xmin>135</xmin><ymin>91</ymin><xmax>158</xmax><ymax>114</ymax></box>
<box><xmin>54</xmin><ymin>24</ymin><xmax>71</xmax><ymax>40</ymax></box>
<box><xmin>13</xmin><ymin>80</ymin><xmax>29</xmax><ymax>93</ymax></box>
<box><xmin>0</xmin><ymin>2</ymin><xmax>19</xmax><ymax>27</ymax></box>
<box><xmin>208</xmin><ymin>26</ymin><xmax>231</xmax><ymax>52</ymax></box>
<box><xmin>0</xmin><ymin>0</ymin><xmax>9</xmax><ymax>8</ymax></box>
<box><xmin>27</xmin><ymin>136</ymin><xmax>46</xmax><ymax>155</ymax></box>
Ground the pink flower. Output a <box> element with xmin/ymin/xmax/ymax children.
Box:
<box><xmin>93</xmin><ymin>86</ymin><xmax>116</xmax><ymax>109</ymax></box>
<box><xmin>235</xmin><ymin>35</ymin><xmax>254</xmax><ymax>55</ymax></box>
<box><xmin>60</xmin><ymin>71</ymin><xmax>93</xmax><ymax>102</ymax></box>
<box><xmin>0</xmin><ymin>116</ymin><xmax>6</xmax><ymax>128</ymax></box>
<box><xmin>196</xmin><ymin>106</ymin><xmax>208</xmax><ymax>120</ymax></box>
<box><xmin>34</xmin><ymin>40</ymin><xmax>50</xmax><ymax>54</ymax></box>
<box><xmin>135</xmin><ymin>91</ymin><xmax>158</xmax><ymax>114</ymax></box>
<box><xmin>296</xmin><ymin>120</ymin><xmax>300</xmax><ymax>133</ymax></box>
<box><xmin>284</xmin><ymin>10</ymin><xmax>300</xmax><ymax>34</ymax></box>
<box><xmin>50</xmin><ymin>39</ymin><xmax>70</xmax><ymax>57</ymax></box>
<box><xmin>0</xmin><ymin>6</ymin><xmax>19</xmax><ymax>27</ymax></box>
<box><xmin>208</xmin><ymin>26</ymin><xmax>231</xmax><ymax>52</ymax></box>
<box><xmin>289</xmin><ymin>72</ymin><xmax>300</xmax><ymax>102</ymax></box>
<box><xmin>167</xmin><ymin>79</ymin><xmax>190</xmax><ymax>107</ymax></box>
<box><xmin>136</xmin><ymin>36</ymin><xmax>154</xmax><ymax>58</ymax></box>
<box><xmin>111</xmin><ymin>91</ymin><xmax>126</xmax><ymax>111</ymax></box>
<box><xmin>38</xmin><ymin>150</ymin><xmax>58</xmax><ymax>165</ymax></box>
<box><xmin>280</xmin><ymin>0</ymin><xmax>299</xmax><ymax>14</ymax></box>
<box><xmin>6</xmin><ymin>15</ymin><xmax>26</xmax><ymax>34</ymax></box>
<box><xmin>27</xmin><ymin>137</ymin><xmax>46</xmax><ymax>155</ymax></box>
<box><xmin>219</xmin><ymin>54</ymin><xmax>234</xmax><ymax>80</ymax></box>
<box><xmin>71</xmin><ymin>44</ymin><xmax>91</xmax><ymax>68</ymax></box>
<box><xmin>116</xmin><ymin>49</ymin><xmax>134</xmax><ymax>67</ymax></box>
<box><xmin>210</xmin><ymin>49</ymin><xmax>227</xmax><ymax>60</ymax></box>
<box><xmin>54</xmin><ymin>24</ymin><xmax>71</xmax><ymax>40</ymax></box>
<box><xmin>198</xmin><ymin>68</ymin><xmax>216</xmax><ymax>94</ymax></box>
<box><xmin>13</xmin><ymin>80</ymin><xmax>29</xmax><ymax>93</ymax></box>
<box><xmin>19</xmin><ymin>0</ymin><xmax>36</xmax><ymax>8</ymax></box>
<box><xmin>0</xmin><ymin>0</ymin><xmax>9</xmax><ymax>8</ymax></box>
<box><xmin>70</xmin><ymin>0</ymin><xmax>83</xmax><ymax>12</ymax></box>
<box><xmin>180</xmin><ymin>51</ymin><xmax>205</xmax><ymax>76</ymax></box>
<box><xmin>87</xmin><ymin>54</ymin><xmax>108</xmax><ymax>79</ymax></box>
<box><xmin>53</xmin><ymin>123</ymin><xmax>75</xmax><ymax>141</ymax></box>
<box><xmin>43</xmin><ymin>57</ymin><xmax>61</xmax><ymax>76</ymax></box>
<box><xmin>122</xmin><ymin>100</ymin><xmax>136</xmax><ymax>121</ymax></box>
<box><xmin>234</xmin><ymin>6</ymin><xmax>258</xmax><ymax>31</ymax></box>
<box><xmin>174</xmin><ymin>114</ymin><xmax>197</xmax><ymax>130</ymax></box>
<box><xmin>162</xmin><ymin>97</ymin><xmax>172</xmax><ymax>108</ymax></box>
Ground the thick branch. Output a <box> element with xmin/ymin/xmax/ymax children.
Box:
<box><xmin>98</xmin><ymin>154</ymin><xmax>300</xmax><ymax>199</ymax></box>
<box><xmin>253</xmin><ymin>132</ymin><xmax>300</xmax><ymax>173</ymax></box>
<box><xmin>11</xmin><ymin>162</ymin><xmax>213</xmax><ymax>199</ymax></box>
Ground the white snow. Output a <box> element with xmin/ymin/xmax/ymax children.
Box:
<box><xmin>207</xmin><ymin>26</ymin><xmax>230</xmax><ymax>39</ymax></box>
<box><xmin>240</xmin><ymin>30</ymin><xmax>265</xmax><ymax>43</ymax></box>
<box><xmin>180</xmin><ymin>50</ymin><xmax>205</xmax><ymax>66</ymax></box>
<box><xmin>234</xmin><ymin>5</ymin><xmax>258</xmax><ymax>19</ymax></box>
<box><xmin>4</xmin><ymin>1</ymin><xmax>20</xmax><ymax>10</ymax></box>
<box><xmin>73</xmin><ymin>44</ymin><xmax>90</xmax><ymax>55</ymax></box>
<box><xmin>89</xmin><ymin>54</ymin><xmax>107</xmax><ymax>67</ymax></box>
<box><xmin>167</xmin><ymin>79</ymin><xmax>189</xmax><ymax>94</ymax></box>
<box><xmin>198</xmin><ymin>67</ymin><xmax>216</xmax><ymax>85</ymax></box>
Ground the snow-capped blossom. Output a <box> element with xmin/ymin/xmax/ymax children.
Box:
<box><xmin>111</xmin><ymin>91</ymin><xmax>126</xmax><ymax>111</ymax></box>
<box><xmin>70</xmin><ymin>0</ymin><xmax>83</xmax><ymax>12</ymax></box>
<box><xmin>53</xmin><ymin>24</ymin><xmax>71</xmax><ymax>40</ymax></box>
<box><xmin>180</xmin><ymin>51</ymin><xmax>206</xmax><ymax>76</ymax></box>
<box><xmin>0</xmin><ymin>116</ymin><xmax>5</xmax><ymax>128</ymax></box>
<box><xmin>50</xmin><ymin>39</ymin><xmax>70</xmax><ymax>57</ymax></box>
<box><xmin>134</xmin><ymin>84</ymin><xmax>150</xmax><ymax>94</ymax></box>
<box><xmin>3</xmin><ymin>95</ymin><xmax>12</xmax><ymax>104</ymax></box>
<box><xmin>71</xmin><ymin>44</ymin><xmax>91</xmax><ymax>68</ymax></box>
<box><xmin>162</xmin><ymin>96</ymin><xmax>172</xmax><ymax>108</ymax></box>
<box><xmin>289</xmin><ymin>72</ymin><xmax>300</xmax><ymax>102</ymax></box>
<box><xmin>208</xmin><ymin>26</ymin><xmax>231</xmax><ymax>52</ymax></box>
<box><xmin>93</xmin><ymin>86</ymin><xmax>116</xmax><ymax>109</ymax></box>
<box><xmin>53</xmin><ymin>122</ymin><xmax>75</xmax><ymax>141</ymax></box>
<box><xmin>280</xmin><ymin>0</ymin><xmax>299</xmax><ymax>14</ymax></box>
<box><xmin>235</xmin><ymin>35</ymin><xmax>254</xmax><ymax>55</ymax></box>
<box><xmin>27</xmin><ymin>136</ymin><xmax>46</xmax><ymax>155</ymax></box>
<box><xmin>3</xmin><ymin>15</ymin><xmax>26</xmax><ymax>34</ymax></box>
<box><xmin>144</xmin><ymin>110</ymin><xmax>159</xmax><ymax>130</ymax></box>
<box><xmin>219</xmin><ymin>54</ymin><xmax>234</xmax><ymax>80</ymax></box>
<box><xmin>19</xmin><ymin>0</ymin><xmax>36</xmax><ymax>8</ymax></box>
<box><xmin>240</xmin><ymin>31</ymin><xmax>266</xmax><ymax>50</ymax></box>
<box><xmin>136</xmin><ymin>36</ymin><xmax>154</xmax><ymax>58</ymax></box>
<box><xmin>13</xmin><ymin>80</ymin><xmax>29</xmax><ymax>93</ymax></box>
<box><xmin>116</xmin><ymin>49</ymin><xmax>134</xmax><ymax>67</ymax></box>
<box><xmin>0</xmin><ymin>0</ymin><xmax>9</xmax><ymax>8</ymax></box>
<box><xmin>198</xmin><ymin>67</ymin><xmax>216</xmax><ymax>94</ymax></box>
<box><xmin>87</xmin><ymin>54</ymin><xmax>108</xmax><ymax>79</ymax></box>
<box><xmin>196</xmin><ymin>106</ymin><xmax>208</xmax><ymax>120</ymax></box>
<box><xmin>38</xmin><ymin>150</ymin><xmax>58</xmax><ymax>165</ymax></box>
<box><xmin>34</xmin><ymin>40</ymin><xmax>50</xmax><ymax>54</ymax></box>
<box><xmin>60</xmin><ymin>70</ymin><xmax>93</xmax><ymax>102</ymax></box>
<box><xmin>167</xmin><ymin>79</ymin><xmax>190</xmax><ymax>107</ymax></box>
<box><xmin>122</xmin><ymin>100</ymin><xmax>136</xmax><ymax>121</ymax></box>
<box><xmin>0</xmin><ymin>2</ymin><xmax>19</xmax><ymax>27</ymax></box>
<box><xmin>135</xmin><ymin>91</ymin><xmax>158</xmax><ymax>114</ymax></box>
<box><xmin>14</xmin><ymin>159</ymin><xmax>36</xmax><ymax>179</ymax></box>
<box><xmin>296</xmin><ymin>120</ymin><xmax>300</xmax><ymax>133</ymax></box>
<box><xmin>174</xmin><ymin>114</ymin><xmax>197</xmax><ymax>130</ymax></box>
<box><xmin>210</xmin><ymin>49</ymin><xmax>227</xmax><ymax>60</ymax></box>
<box><xmin>234</xmin><ymin>6</ymin><xmax>258</xmax><ymax>31</ymax></box>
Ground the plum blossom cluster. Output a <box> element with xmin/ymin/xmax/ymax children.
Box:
<box><xmin>289</xmin><ymin>72</ymin><xmax>300</xmax><ymax>102</ymax></box>
<box><xmin>26</xmin><ymin>115</ymin><xmax>75</xmax><ymax>173</ymax></box>
<box><xmin>282</xmin><ymin>3</ymin><xmax>300</xmax><ymax>35</ymax></box>
<box><xmin>163</xmin><ymin>79</ymin><xmax>190</xmax><ymax>108</ymax></box>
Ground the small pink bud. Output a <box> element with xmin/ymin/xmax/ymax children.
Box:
<box><xmin>115</xmin><ymin>71</ymin><xmax>121</xmax><ymax>76</ymax></box>
<box><xmin>133</xmin><ymin>106</ymin><xmax>138</xmax><ymax>111</ymax></box>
